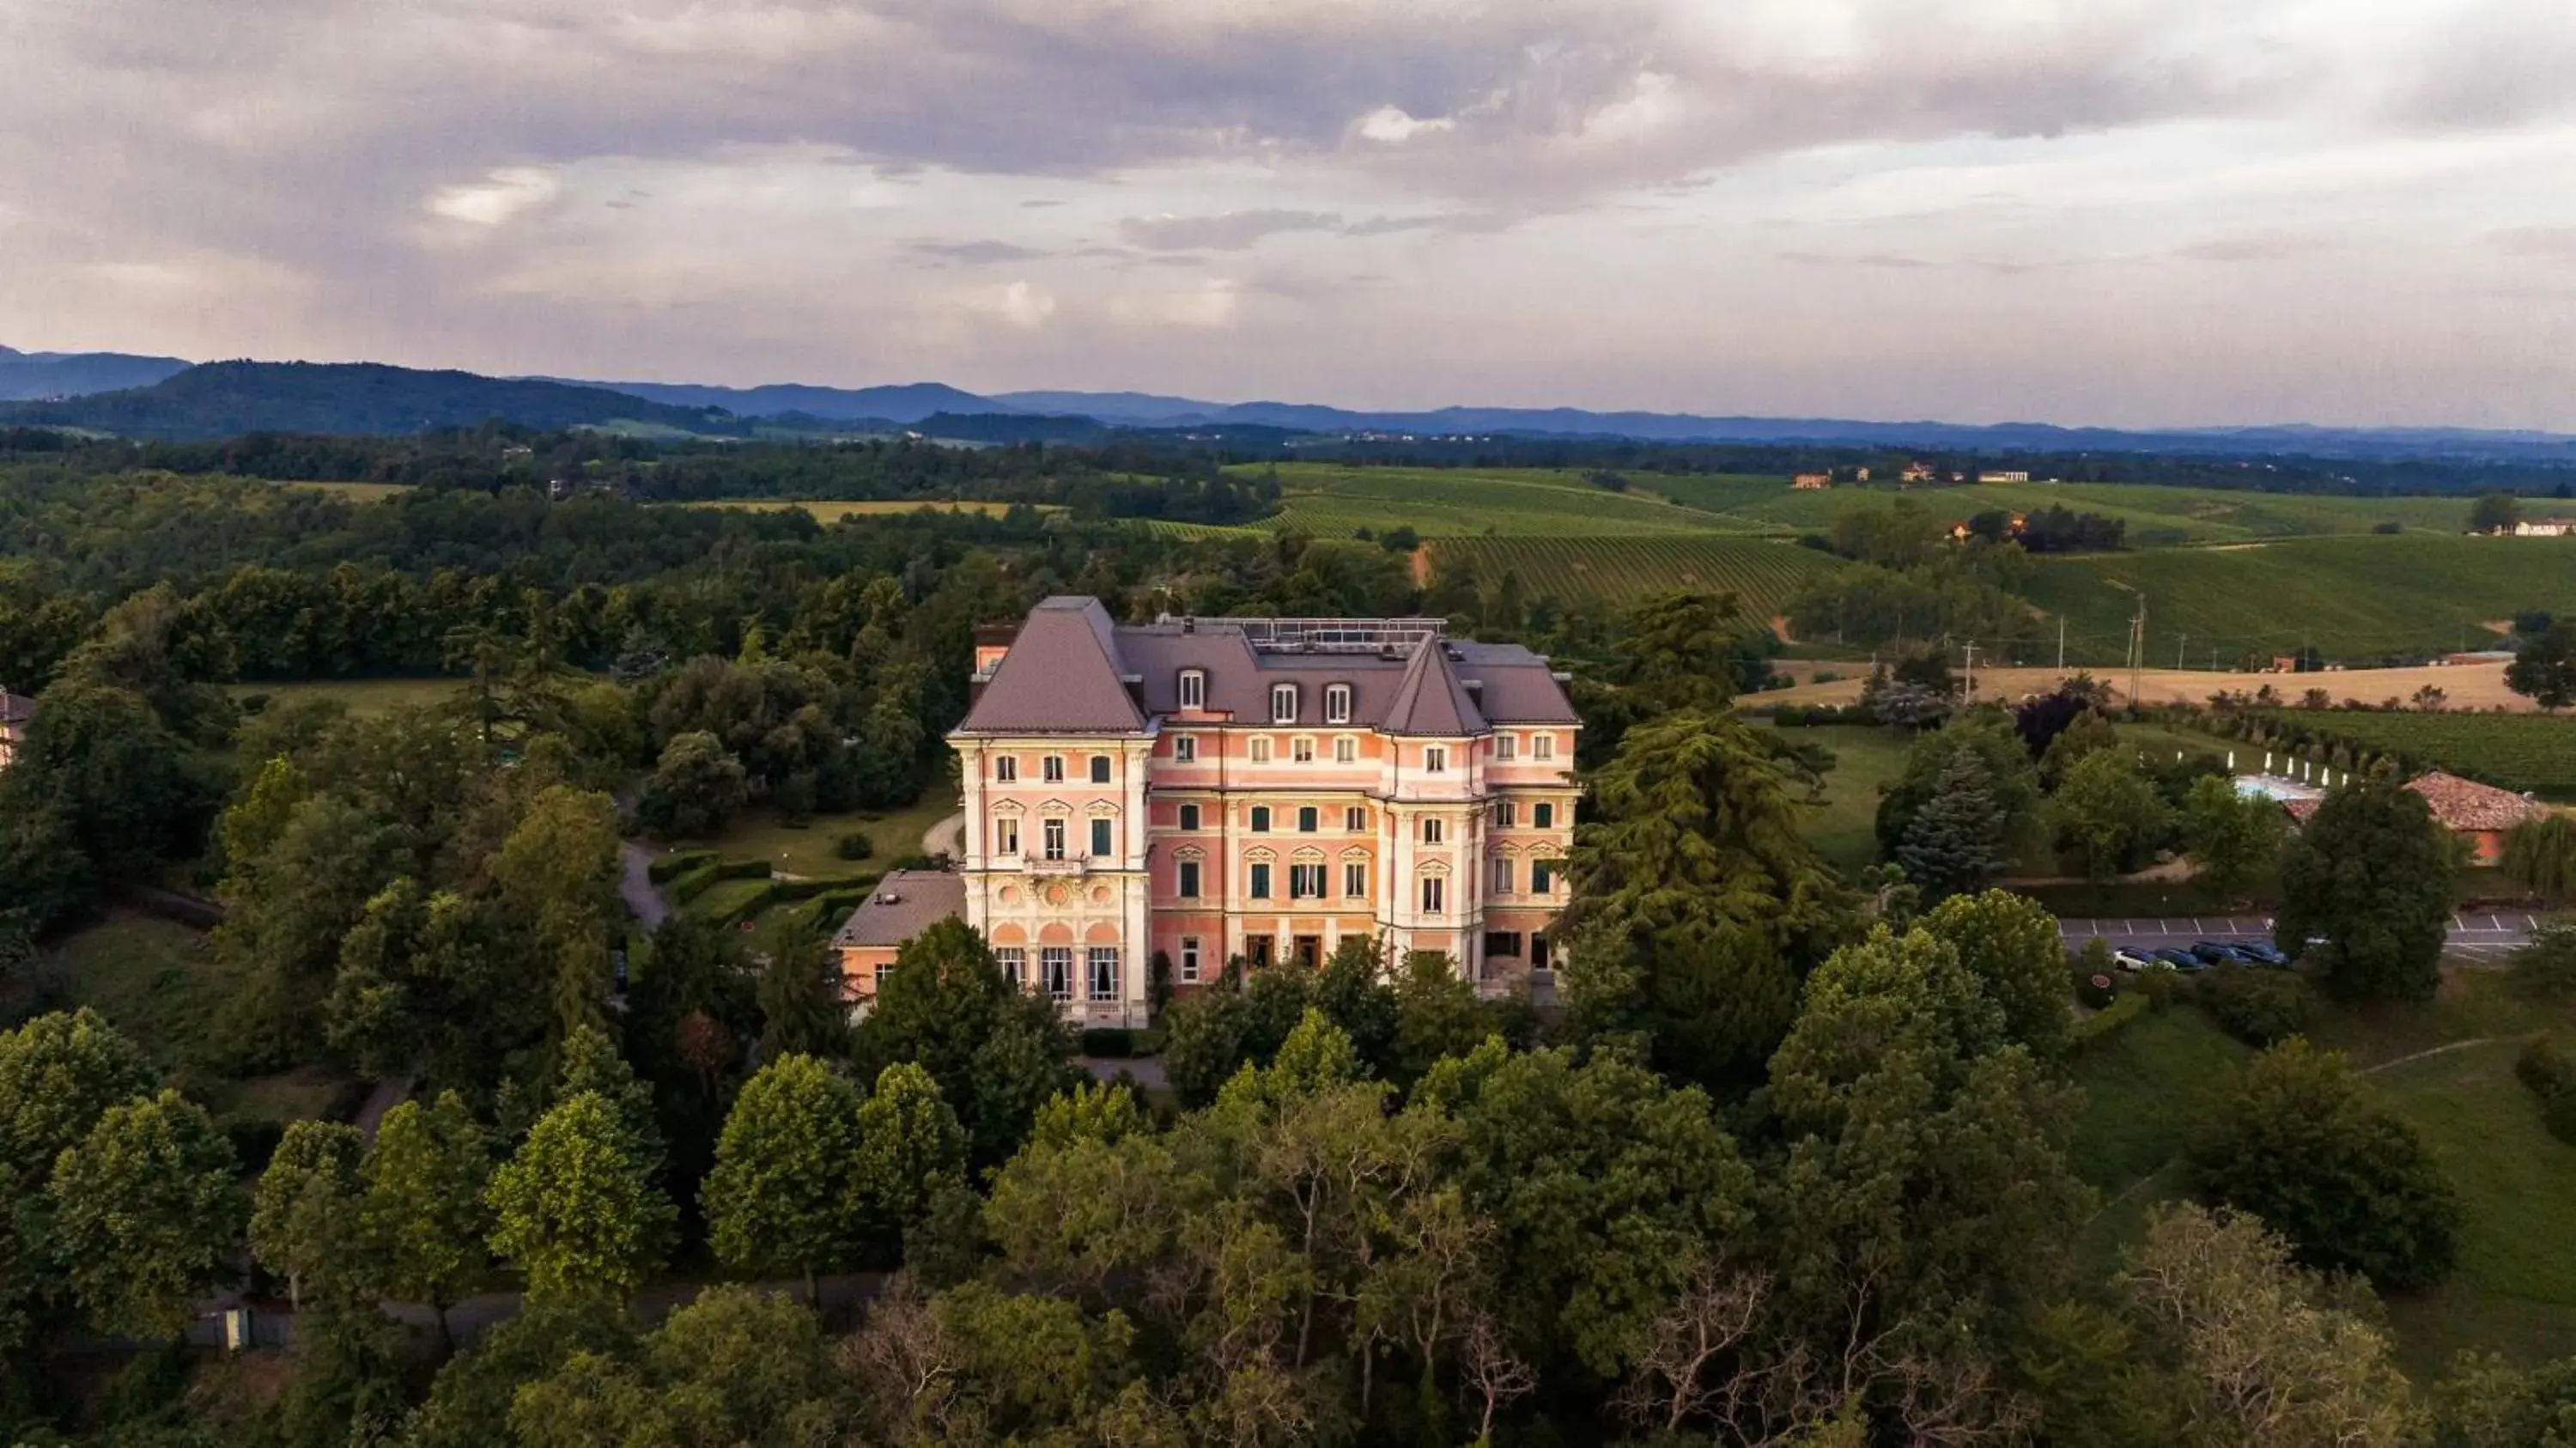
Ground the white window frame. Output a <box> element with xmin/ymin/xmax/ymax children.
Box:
<box><xmin>1174</xmin><ymin>734</ymin><xmax>1197</xmax><ymax>764</ymax></box>
<box><xmin>1334</xmin><ymin>735</ymin><xmax>1358</xmax><ymax>764</ymax></box>
<box><xmin>995</xmin><ymin>818</ymin><xmax>1020</xmax><ymax>856</ymax></box>
<box><xmin>1043</xmin><ymin>755</ymin><xmax>1066</xmax><ymax>783</ymax></box>
<box><xmin>1271</xmin><ymin>684</ymin><xmax>1297</xmax><ymax>724</ymax></box>
<box><xmin>1177</xmin><ymin>857</ymin><xmax>1202</xmax><ymax>898</ymax></box>
<box><xmin>1492</xmin><ymin>800</ymin><xmax>1516</xmax><ymax>828</ymax></box>
<box><xmin>1420</xmin><ymin>873</ymin><xmax>1447</xmax><ymax>915</ymax></box>
<box><xmin>1290</xmin><ymin>862</ymin><xmax>1326</xmax><ymax>899</ymax></box>
<box><xmin>994</xmin><ymin>755</ymin><xmax>1018</xmax><ymax>782</ymax></box>
<box><xmin>1489</xmin><ymin>856</ymin><xmax>1514</xmax><ymax>896</ymax></box>
<box><xmin>1042</xmin><ymin>818</ymin><xmax>1066</xmax><ymax>861</ymax></box>
<box><xmin>1425</xmin><ymin>745</ymin><xmax>1448</xmax><ymax>774</ymax></box>
<box><xmin>1042</xmin><ymin>946</ymin><xmax>1073</xmax><ymax>1001</ymax></box>
<box><xmin>1292</xmin><ymin>735</ymin><xmax>1315</xmax><ymax>764</ymax></box>
<box><xmin>1533</xmin><ymin>733</ymin><xmax>1556</xmax><ymax>761</ymax></box>
<box><xmin>994</xmin><ymin>946</ymin><xmax>1025</xmax><ymax>989</ymax></box>
<box><xmin>1495</xmin><ymin>733</ymin><xmax>1516</xmax><ymax>761</ymax></box>
<box><xmin>1180</xmin><ymin>937</ymin><xmax>1201</xmax><ymax>983</ymax></box>
<box><xmin>1177</xmin><ymin>669</ymin><xmax>1206</xmax><ymax>710</ymax></box>
<box><xmin>1087</xmin><ymin>947</ymin><xmax>1121</xmax><ymax>1003</ymax></box>
<box><xmin>1089</xmin><ymin>755</ymin><xmax>1112</xmax><ymax>784</ymax></box>
<box><xmin>1534</xmin><ymin>801</ymin><xmax>1555</xmax><ymax>830</ymax></box>
<box><xmin>1324</xmin><ymin>684</ymin><xmax>1352</xmax><ymax>724</ymax></box>
<box><xmin>1343</xmin><ymin>860</ymin><xmax>1368</xmax><ymax>898</ymax></box>
<box><xmin>1345</xmin><ymin>806</ymin><xmax>1366</xmax><ymax>832</ymax></box>
<box><xmin>1250</xmin><ymin>736</ymin><xmax>1273</xmax><ymax>764</ymax></box>
<box><xmin>1089</xmin><ymin>817</ymin><xmax>1115</xmax><ymax>859</ymax></box>
<box><xmin>1421</xmin><ymin>817</ymin><xmax>1444</xmax><ymax>845</ymax></box>
<box><xmin>874</xmin><ymin>964</ymin><xmax>893</xmax><ymax>993</ymax></box>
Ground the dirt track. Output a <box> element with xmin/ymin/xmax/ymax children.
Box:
<box><xmin>1758</xmin><ymin>660</ymin><xmax>2542</xmax><ymax>712</ymax></box>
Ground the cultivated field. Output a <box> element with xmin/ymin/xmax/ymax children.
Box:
<box><xmin>1228</xmin><ymin>463</ymin><xmax>1736</xmax><ymax>538</ymax></box>
<box><xmin>677</xmin><ymin>498</ymin><xmax>1040</xmax><ymax>521</ymax></box>
<box><xmin>1752</xmin><ymin>661</ymin><xmax>2543</xmax><ymax>713</ymax></box>
<box><xmin>1431</xmin><ymin>535</ymin><xmax>1850</xmax><ymax>616</ymax></box>
<box><xmin>2021</xmin><ymin>536</ymin><xmax>2576</xmax><ymax>664</ymax></box>
<box><xmin>2252</xmin><ymin>709</ymin><xmax>2576</xmax><ymax>800</ymax></box>
<box><xmin>1694</xmin><ymin>481</ymin><xmax>2470</xmax><ymax>543</ymax></box>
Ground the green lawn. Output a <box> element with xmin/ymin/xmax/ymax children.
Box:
<box><xmin>2067</xmin><ymin>1004</ymin><xmax>2251</xmax><ymax>1192</ymax></box>
<box><xmin>28</xmin><ymin>911</ymin><xmax>361</xmax><ymax>1129</ymax></box>
<box><xmin>2374</xmin><ymin>1038</ymin><xmax>2576</xmax><ymax>1372</ymax></box>
<box><xmin>232</xmin><ymin>676</ymin><xmax>467</xmax><ymax>716</ymax></box>
<box><xmin>1761</xmin><ymin>723</ymin><xmax>1910</xmax><ymax>874</ymax></box>
<box><xmin>2069</xmin><ymin>969</ymin><xmax>2576</xmax><ymax>1376</ymax></box>
<box><xmin>664</xmin><ymin>795</ymin><xmax>962</xmax><ymax>880</ymax></box>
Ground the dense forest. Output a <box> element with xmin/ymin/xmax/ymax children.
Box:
<box><xmin>3</xmin><ymin>431</ymin><xmax>2575</xmax><ymax>1445</ymax></box>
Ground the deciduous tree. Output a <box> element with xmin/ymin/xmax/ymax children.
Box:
<box><xmin>251</xmin><ymin>1120</ymin><xmax>365</xmax><ymax>1310</ymax></box>
<box><xmin>2275</xmin><ymin>776</ymin><xmax>2455</xmax><ymax>1003</ymax></box>
<box><xmin>485</xmin><ymin>1091</ymin><xmax>676</xmax><ymax>1304</ymax></box>
<box><xmin>701</xmin><ymin>1054</ymin><xmax>866</xmax><ymax>1299</ymax></box>
<box><xmin>2182</xmin><ymin>773</ymin><xmax>2284</xmax><ymax>903</ymax></box>
<box><xmin>0</xmin><ymin>1007</ymin><xmax>155</xmax><ymax>1189</ymax></box>
<box><xmin>48</xmin><ymin>1089</ymin><xmax>243</xmax><ymax>1339</ymax></box>
<box><xmin>360</xmin><ymin>1092</ymin><xmax>493</xmax><ymax>1348</ymax></box>
<box><xmin>2508</xmin><ymin>621</ymin><xmax>2576</xmax><ymax>712</ymax></box>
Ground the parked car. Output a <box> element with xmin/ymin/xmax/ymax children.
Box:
<box><xmin>2189</xmin><ymin>940</ymin><xmax>2242</xmax><ymax>965</ymax></box>
<box><xmin>2154</xmin><ymin>946</ymin><xmax>2206</xmax><ymax>970</ymax></box>
<box><xmin>2111</xmin><ymin>947</ymin><xmax>2164</xmax><ymax>971</ymax></box>
<box><xmin>2234</xmin><ymin>940</ymin><xmax>2292</xmax><ymax>967</ymax></box>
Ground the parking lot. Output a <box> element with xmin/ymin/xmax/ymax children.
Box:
<box><xmin>2057</xmin><ymin>913</ymin><xmax>2545</xmax><ymax>963</ymax></box>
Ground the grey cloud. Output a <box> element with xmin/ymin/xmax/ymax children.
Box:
<box><xmin>910</xmin><ymin>239</ymin><xmax>1054</xmax><ymax>265</ymax></box>
<box><xmin>2173</xmin><ymin>234</ymin><xmax>2328</xmax><ymax>263</ymax></box>
<box><xmin>1119</xmin><ymin>210</ymin><xmax>1348</xmax><ymax>251</ymax></box>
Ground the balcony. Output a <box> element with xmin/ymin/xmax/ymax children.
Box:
<box><xmin>1027</xmin><ymin>855</ymin><xmax>1090</xmax><ymax>876</ymax></box>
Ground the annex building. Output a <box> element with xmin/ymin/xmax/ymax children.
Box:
<box><xmin>917</xmin><ymin>597</ymin><xmax>1583</xmax><ymax>1028</ymax></box>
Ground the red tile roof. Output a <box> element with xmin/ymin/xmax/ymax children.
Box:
<box><xmin>2281</xmin><ymin>770</ymin><xmax>2543</xmax><ymax>833</ymax></box>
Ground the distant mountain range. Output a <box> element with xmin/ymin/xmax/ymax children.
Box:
<box><xmin>7</xmin><ymin>343</ymin><xmax>2576</xmax><ymax>462</ymax></box>
<box><xmin>0</xmin><ymin>343</ymin><xmax>190</xmax><ymax>401</ymax></box>
<box><xmin>0</xmin><ymin>360</ymin><xmax>739</xmax><ymax>441</ymax></box>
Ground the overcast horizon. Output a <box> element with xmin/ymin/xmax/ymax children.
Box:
<box><xmin>6</xmin><ymin>1</ymin><xmax>2575</xmax><ymax>431</ymax></box>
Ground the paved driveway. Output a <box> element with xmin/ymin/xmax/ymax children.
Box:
<box><xmin>2057</xmin><ymin>912</ymin><xmax>2546</xmax><ymax>961</ymax></box>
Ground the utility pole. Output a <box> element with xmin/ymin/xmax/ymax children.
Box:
<box><xmin>2057</xmin><ymin>615</ymin><xmax>2066</xmax><ymax>671</ymax></box>
<box><xmin>2177</xmin><ymin>632</ymin><xmax>2187</xmax><ymax>670</ymax></box>
<box><xmin>1963</xmin><ymin>642</ymin><xmax>1978</xmax><ymax>700</ymax></box>
<box><xmin>2127</xmin><ymin>598</ymin><xmax>2147</xmax><ymax>710</ymax></box>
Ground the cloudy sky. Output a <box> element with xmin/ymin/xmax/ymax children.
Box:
<box><xmin>3</xmin><ymin>0</ymin><xmax>2574</xmax><ymax>427</ymax></box>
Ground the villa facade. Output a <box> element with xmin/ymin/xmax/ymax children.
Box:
<box><xmin>939</xmin><ymin>598</ymin><xmax>1583</xmax><ymax>1027</ymax></box>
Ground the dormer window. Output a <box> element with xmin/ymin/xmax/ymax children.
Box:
<box><xmin>1271</xmin><ymin>683</ymin><xmax>1297</xmax><ymax>724</ymax></box>
<box><xmin>1324</xmin><ymin>684</ymin><xmax>1352</xmax><ymax>724</ymax></box>
<box><xmin>1178</xmin><ymin>669</ymin><xmax>1206</xmax><ymax>711</ymax></box>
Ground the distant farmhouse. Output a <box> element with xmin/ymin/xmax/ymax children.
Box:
<box><xmin>2278</xmin><ymin>770</ymin><xmax>2548</xmax><ymax>866</ymax></box>
<box><xmin>2511</xmin><ymin>518</ymin><xmax>2576</xmax><ymax>538</ymax></box>
<box><xmin>1977</xmin><ymin>470</ymin><xmax>2031</xmax><ymax>484</ymax></box>
<box><xmin>1900</xmin><ymin>461</ymin><xmax>1935</xmax><ymax>484</ymax></box>
<box><xmin>0</xmin><ymin>689</ymin><xmax>31</xmax><ymax>771</ymax></box>
<box><xmin>1791</xmin><ymin>472</ymin><xmax>1832</xmax><ymax>490</ymax></box>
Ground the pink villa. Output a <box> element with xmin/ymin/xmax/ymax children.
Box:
<box><xmin>835</xmin><ymin>598</ymin><xmax>1583</xmax><ymax>1027</ymax></box>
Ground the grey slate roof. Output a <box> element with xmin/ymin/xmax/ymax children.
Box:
<box><xmin>831</xmin><ymin>871</ymin><xmax>967</xmax><ymax>949</ymax></box>
<box><xmin>0</xmin><ymin>691</ymin><xmax>32</xmax><ymax>726</ymax></box>
<box><xmin>952</xmin><ymin>598</ymin><xmax>1579</xmax><ymax>738</ymax></box>
<box><xmin>957</xmin><ymin>596</ymin><xmax>1148</xmax><ymax>734</ymax></box>
<box><xmin>1382</xmin><ymin>638</ymin><xmax>1483</xmax><ymax>737</ymax></box>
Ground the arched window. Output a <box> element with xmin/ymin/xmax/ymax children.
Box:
<box><xmin>1177</xmin><ymin>668</ymin><xmax>1206</xmax><ymax>710</ymax></box>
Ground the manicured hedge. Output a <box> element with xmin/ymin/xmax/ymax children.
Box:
<box><xmin>1080</xmin><ymin>1027</ymin><xmax>1135</xmax><ymax>1058</ymax></box>
<box><xmin>647</xmin><ymin>848</ymin><xmax>719</xmax><ymax>884</ymax></box>
<box><xmin>2070</xmin><ymin>992</ymin><xmax>2153</xmax><ymax>1049</ymax></box>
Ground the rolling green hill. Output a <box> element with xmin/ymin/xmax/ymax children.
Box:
<box><xmin>1431</xmin><ymin>535</ymin><xmax>1850</xmax><ymax>616</ymax></box>
<box><xmin>2022</xmin><ymin>536</ymin><xmax>2576</xmax><ymax>664</ymax></box>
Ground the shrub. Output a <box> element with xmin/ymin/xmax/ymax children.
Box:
<box><xmin>1080</xmin><ymin>1028</ymin><xmax>1134</xmax><ymax>1059</ymax></box>
<box><xmin>2515</xmin><ymin>1034</ymin><xmax>2576</xmax><ymax>1102</ymax></box>
<box><xmin>2548</xmin><ymin>1092</ymin><xmax>2576</xmax><ymax>1148</ymax></box>
<box><xmin>1130</xmin><ymin>1028</ymin><xmax>1167</xmax><ymax>1057</ymax></box>
<box><xmin>2200</xmin><ymin>967</ymin><xmax>2316</xmax><ymax>1047</ymax></box>
<box><xmin>665</xmin><ymin>864</ymin><xmax>725</xmax><ymax>904</ymax></box>
<box><xmin>2510</xmin><ymin>927</ymin><xmax>2576</xmax><ymax>1001</ymax></box>
<box><xmin>834</xmin><ymin>831</ymin><xmax>876</xmax><ymax>861</ymax></box>
<box><xmin>2184</xmin><ymin>1037</ymin><xmax>2463</xmax><ymax>1289</ymax></box>
<box><xmin>2128</xmin><ymin>967</ymin><xmax>2184</xmax><ymax>1010</ymax></box>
